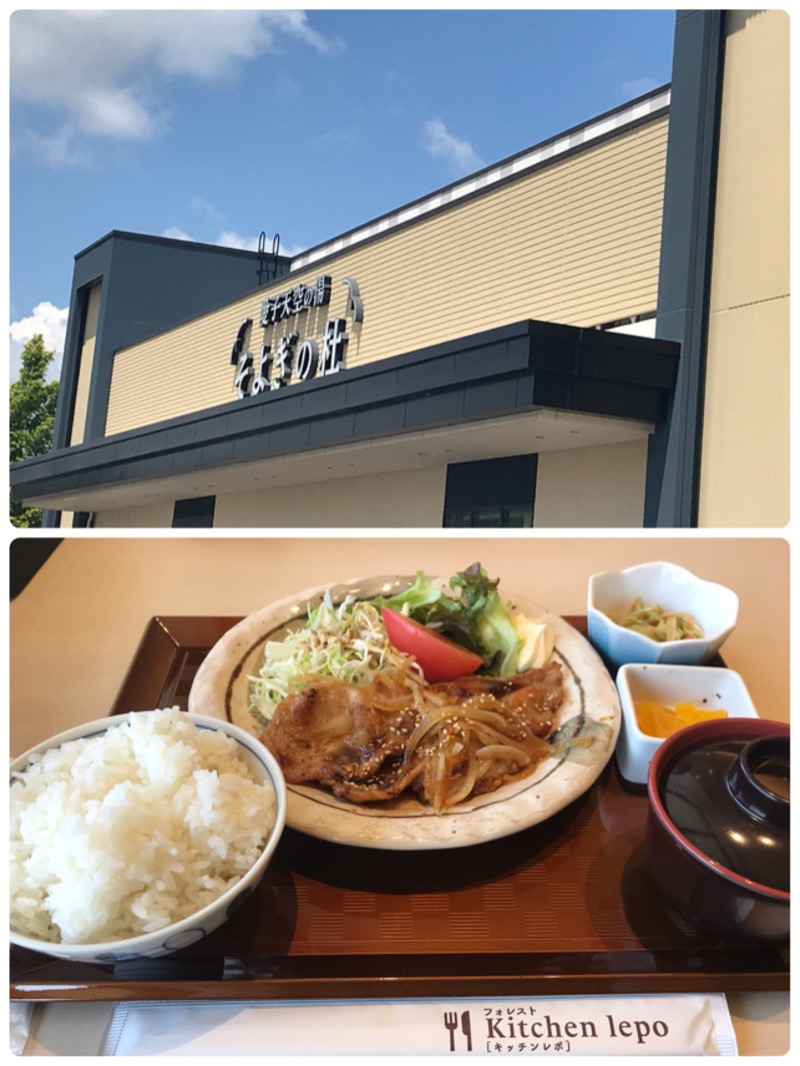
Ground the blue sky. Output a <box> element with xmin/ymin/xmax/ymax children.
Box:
<box><xmin>8</xmin><ymin>6</ymin><xmax>677</xmax><ymax>379</ymax></box>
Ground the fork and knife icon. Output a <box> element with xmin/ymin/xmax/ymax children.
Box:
<box><xmin>443</xmin><ymin>1010</ymin><xmax>473</xmax><ymax>1051</ymax></box>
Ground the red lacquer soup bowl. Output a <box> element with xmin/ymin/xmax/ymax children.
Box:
<box><xmin>646</xmin><ymin>717</ymin><xmax>789</xmax><ymax>942</ymax></box>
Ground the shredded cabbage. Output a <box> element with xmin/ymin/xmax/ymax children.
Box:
<box><xmin>248</xmin><ymin>592</ymin><xmax>414</xmax><ymax>727</ymax></box>
<box><xmin>249</xmin><ymin>566</ymin><xmax>557</xmax><ymax>729</ymax></box>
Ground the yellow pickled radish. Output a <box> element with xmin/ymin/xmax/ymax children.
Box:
<box><xmin>634</xmin><ymin>700</ymin><xmax>728</xmax><ymax>738</ymax></box>
<box><xmin>674</xmin><ymin>701</ymin><xmax>727</xmax><ymax>726</ymax></box>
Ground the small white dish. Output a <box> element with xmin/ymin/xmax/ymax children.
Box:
<box><xmin>587</xmin><ymin>561</ymin><xmax>738</xmax><ymax>668</ymax></box>
<box><xmin>615</xmin><ymin>663</ymin><xmax>759</xmax><ymax>785</ymax></box>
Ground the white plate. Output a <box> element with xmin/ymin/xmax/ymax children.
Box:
<box><xmin>188</xmin><ymin>576</ymin><xmax>621</xmax><ymax>850</ymax></box>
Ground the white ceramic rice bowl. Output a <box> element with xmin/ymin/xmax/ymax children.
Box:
<box><xmin>9</xmin><ymin>711</ymin><xmax>286</xmax><ymax>965</ymax></box>
<box><xmin>587</xmin><ymin>561</ymin><xmax>738</xmax><ymax>668</ymax></box>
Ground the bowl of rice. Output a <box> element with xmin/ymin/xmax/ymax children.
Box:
<box><xmin>9</xmin><ymin>707</ymin><xmax>286</xmax><ymax>964</ymax></box>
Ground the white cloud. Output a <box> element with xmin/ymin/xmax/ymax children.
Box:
<box><xmin>216</xmin><ymin>231</ymin><xmax>307</xmax><ymax>258</ymax></box>
<box><xmin>216</xmin><ymin>230</ymin><xmax>261</xmax><ymax>252</ymax></box>
<box><xmin>423</xmin><ymin>119</ymin><xmax>483</xmax><ymax>174</ymax></box>
<box><xmin>9</xmin><ymin>302</ymin><xmax>69</xmax><ymax>383</ymax></box>
<box><xmin>10</xmin><ymin>10</ymin><xmax>344</xmax><ymax>164</ymax></box>
<box><xmin>161</xmin><ymin>226</ymin><xmax>194</xmax><ymax>242</ymax></box>
<box><xmin>189</xmin><ymin>197</ymin><xmax>227</xmax><ymax>226</ymax></box>
<box><xmin>619</xmin><ymin>78</ymin><xmax>661</xmax><ymax>101</ymax></box>
<box><xmin>17</xmin><ymin>125</ymin><xmax>93</xmax><ymax>170</ymax></box>
<box><xmin>276</xmin><ymin>242</ymin><xmax>308</xmax><ymax>260</ymax></box>
<box><xmin>162</xmin><ymin>226</ymin><xmax>306</xmax><ymax>259</ymax></box>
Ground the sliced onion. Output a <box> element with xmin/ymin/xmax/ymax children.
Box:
<box><xmin>442</xmin><ymin>753</ymin><xmax>480</xmax><ymax>807</ymax></box>
<box><xmin>475</xmin><ymin>744</ymin><xmax>531</xmax><ymax>765</ymax></box>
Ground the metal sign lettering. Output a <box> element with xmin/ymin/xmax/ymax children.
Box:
<box><xmin>260</xmin><ymin>275</ymin><xmax>331</xmax><ymax>327</ymax></box>
<box><xmin>230</xmin><ymin>276</ymin><xmax>362</xmax><ymax>399</ymax></box>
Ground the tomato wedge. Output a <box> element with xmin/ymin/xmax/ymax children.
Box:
<box><xmin>381</xmin><ymin>606</ymin><xmax>484</xmax><ymax>682</ymax></box>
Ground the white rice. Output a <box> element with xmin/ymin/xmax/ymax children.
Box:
<box><xmin>9</xmin><ymin>708</ymin><xmax>276</xmax><ymax>946</ymax></box>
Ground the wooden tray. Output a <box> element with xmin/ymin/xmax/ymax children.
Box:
<box><xmin>10</xmin><ymin>616</ymin><xmax>789</xmax><ymax>1003</ymax></box>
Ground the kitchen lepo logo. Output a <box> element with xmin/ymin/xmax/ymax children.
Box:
<box><xmin>230</xmin><ymin>275</ymin><xmax>363</xmax><ymax>399</ymax></box>
<box><xmin>442</xmin><ymin>1006</ymin><xmax>674</xmax><ymax>1053</ymax></box>
<box><xmin>443</xmin><ymin>1010</ymin><xmax>473</xmax><ymax>1052</ymax></box>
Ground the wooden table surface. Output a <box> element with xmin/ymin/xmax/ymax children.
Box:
<box><xmin>9</xmin><ymin>534</ymin><xmax>790</xmax><ymax>1055</ymax></box>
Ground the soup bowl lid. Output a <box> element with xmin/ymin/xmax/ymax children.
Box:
<box><xmin>648</xmin><ymin>719</ymin><xmax>790</xmax><ymax>897</ymax></box>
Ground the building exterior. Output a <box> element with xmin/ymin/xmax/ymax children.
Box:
<box><xmin>694</xmin><ymin>8</ymin><xmax>789</xmax><ymax>528</ymax></box>
<box><xmin>644</xmin><ymin>8</ymin><xmax>789</xmax><ymax>529</ymax></box>
<box><xmin>10</xmin><ymin>9</ymin><xmax>789</xmax><ymax>529</ymax></box>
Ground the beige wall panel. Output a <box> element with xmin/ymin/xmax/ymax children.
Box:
<box><xmin>213</xmin><ymin>467</ymin><xmax>448</xmax><ymax>528</ymax></box>
<box><xmin>699</xmin><ymin>9</ymin><xmax>789</xmax><ymax>528</ymax></box>
<box><xmin>107</xmin><ymin>118</ymin><xmax>667</xmax><ymax>436</ymax></box>
<box><xmin>534</xmin><ymin>440</ymin><xmax>648</xmax><ymax>528</ymax></box>
<box><xmin>106</xmin><ymin>305</ymin><xmax>247</xmax><ymax>431</ymax></box>
<box><xmin>92</xmin><ymin>499</ymin><xmax>176</xmax><ymax>528</ymax></box>
<box><xmin>208</xmin><ymin>440</ymin><xmax>647</xmax><ymax>529</ymax></box>
<box><xmin>82</xmin><ymin>442</ymin><xmax>651</xmax><ymax>529</ymax></box>
<box><xmin>708</xmin><ymin>10</ymin><xmax>789</xmax><ymax>309</ymax></box>
<box><xmin>69</xmin><ymin>282</ymin><xmax>103</xmax><ymax>446</ymax></box>
<box><xmin>698</xmin><ymin>297</ymin><xmax>789</xmax><ymax>528</ymax></box>
<box><xmin>69</xmin><ymin>334</ymin><xmax>96</xmax><ymax>446</ymax></box>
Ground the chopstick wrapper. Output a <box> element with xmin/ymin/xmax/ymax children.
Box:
<box><xmin>102</xmin><ymin>993</ymin><xmax>737</xmax><ymax>1056</ymax></box>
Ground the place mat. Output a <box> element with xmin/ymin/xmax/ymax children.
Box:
<box><xmin>9</xmin><ymin>616</ymin><xmax>789</xmax><ymax>1003</ymax></box>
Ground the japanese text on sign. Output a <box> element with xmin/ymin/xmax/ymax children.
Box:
<box><xmin>230</xmin><ymin>276</ymin><xmax>362</xmax><ymax>398</ymax></box>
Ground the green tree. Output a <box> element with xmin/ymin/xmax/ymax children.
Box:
<box><xmin>10</xmin><ymin>334</ymin><xmax>60</xmax><ymax>528</ymax></box>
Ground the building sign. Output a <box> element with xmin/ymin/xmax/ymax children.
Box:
<box><xmin>259</xmin><ymin>275</ymin><xmax>331</xmax><ymax>326</ymax></box>
<box><xmin>231</xmin><ymin>276</ymin><xmax>363</xmax><ymax>399</ymax></box>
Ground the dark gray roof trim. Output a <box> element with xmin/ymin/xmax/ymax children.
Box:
<box><xmin>11</xmin><ymin>321</ymin><xmax>679</xmax><ymax>506</ymax></box>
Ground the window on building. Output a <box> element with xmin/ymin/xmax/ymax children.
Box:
<box><xmin>172</xmin><ymin>496</ymin><xmax>216</xmax><ymax>528</ymax></box>
<box><xmin>442</xmin><ymin>454</ymin><xmax>537</xmax><ymax>528</ymax></box>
